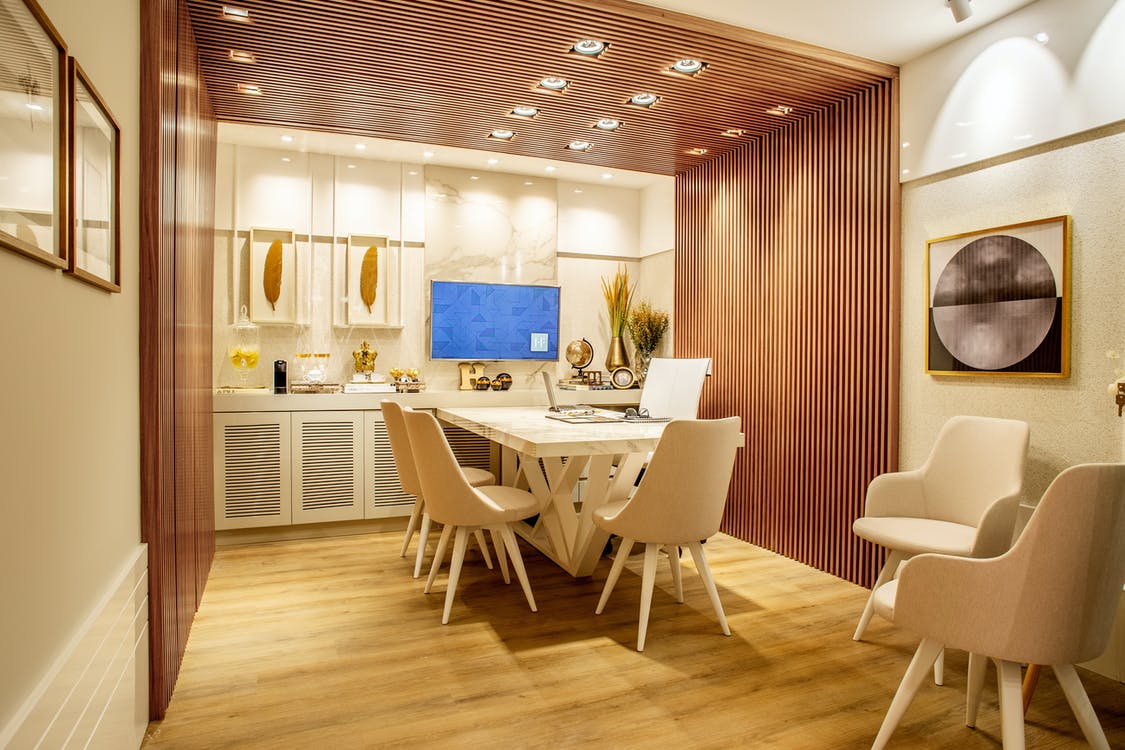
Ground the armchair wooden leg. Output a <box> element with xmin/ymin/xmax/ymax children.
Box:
<box><xmin>872</xmin><ymin>638</ymin><xmax>945</xmax><ymax>750</ymax></box>
<box><xmin>440</xmin><ymin>526</ymin><xmax>471</xmax><ymax>624</ymax></box>
<box><xmin>966</xmin><ymin>652</ymin><xmax>987</xmax><ymax>728</ymax></box>
<box><xmin>1021</xmin><ymin>664</ymin><xmax>1041</xmax><ymax>713</ymax></box>
<box><xmin>472</xmin><ymin>529</ymin><xmax>494</xmax><ymax>570</ymax></box>
<box><xmin>1053</xmin><ymin>664</ymin><xmax>1110</xmax><ymax>750</ymax></box>
<box><xmin>667</xmin><ymin>545</ymin><xmax>684</xmax><ymax>603</ymax></box>
<box><xmin>499</xmin><ymin>525</ymin><xmax>536</xmax><ymax>613</ymax></box>
<box><xmin>636</xmin><ymin>543</ymin><xmax>660</xmax><ymax>652</ymax></box>
<box><xmin>855</xmin><ymin>550</ymin><xmax>903</xmax><ymax>641</ymax></box>
<box><xmin>688</xmin><ymin>541</ymin><xmax>729</xmax><ymax>637</ymax></box>
<box><xmin>400</xmin><ymin>498</ymin><xmax>422</xmax><ymax>557</ymax></box>
<box><xmin>413</xmin><ymin>512</ymin><xmax>433</xmax><ymax>579</ymax></box>
<box><xmin>933</xmin><ymin>648</ymin><xmax>945</xmax><ymax>686</ymax></box>
<box><xmin>424</xmin><ymin>524</ymin><xmax>453</xmax><ymax>594</ymax></box>
<box><xmin>996</xmin><ymin>659</ymin><xmax>1026</xmax><ymax>750</ymax></box>
<box><xmin>596</xmin><ymin>538</ymin><xmax>634</xmax><ymax>615</ymax></box>
<box><xmin>489</xmin><ymin>527</ymin><xmax>510</xmax><ymax>584</ymax></box>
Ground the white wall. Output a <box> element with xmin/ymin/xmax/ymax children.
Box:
<box><xmin>0</xmin><ymin>0</ymin><xmax>146</xmax><ymax>743</ymax></box>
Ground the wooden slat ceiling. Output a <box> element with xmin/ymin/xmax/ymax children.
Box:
<box><xmin>183</xmin><ymin>0</ymin><xmax>897</xmax><ymax>176</ymax></box>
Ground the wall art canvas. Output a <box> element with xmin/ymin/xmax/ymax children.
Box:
<box><xmin>926</xmin><ymin>215</ymin><xmax>1070</xmax><ymax>377</ymax></box>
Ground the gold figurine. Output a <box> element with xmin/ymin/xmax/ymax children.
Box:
<box><xmin>352</xmin><ymin>340</ymin><xmax>378</xmax><ymax>380</ymax></box>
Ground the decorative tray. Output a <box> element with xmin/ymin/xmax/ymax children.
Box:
<box><xmin>289</xmin><ymin>382</ymin><xmax>344</xmax><ymax>394</ymax></box>
<box><xmin>393</xmin><ymin>381</ymin><xmax>426</xmax><ymax>393</ymax></box>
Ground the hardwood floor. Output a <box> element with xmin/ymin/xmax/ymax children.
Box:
<box><xmin>142</xmin><ymin>532</ymin><xmax>1124</xmax><ymax>749</ymax></box>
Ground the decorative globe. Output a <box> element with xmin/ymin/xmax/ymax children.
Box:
<box><xmin>565</xmin><ymin>339</ymin><xmax>594</xmax><ymax>370</ymax></box>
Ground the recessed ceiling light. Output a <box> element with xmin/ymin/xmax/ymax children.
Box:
<box><xmin>901</xmin><ymin>141</ymin><xmax>911</xmax><ymax>148</ymax></box>
<box><xmin>524</xmin><ymin>181</ymin><xmax>533</xmax><ymax>186</ymax></box>
<box><xmin>671</xmin><ymin>58</ymin><xmax>705</xmax><ymax>75</ymax></box>
<box><xmin>593</xmin><ymin>118</ymin><xmax>621</xmax><ymax>131</ymax></box>
<box><xmin>721</xmin><ymin>128</ymin><xmax>747</xmax><ymax>138</ymax></box>
<box><xmin>902</xmin><ymin>168</ymin><xmax>911</xmax><ymax>175</ymax></box>
<box><xmin>236</xmin><ymin>83</ymin><xmax>262</xmax><ymax>95</ymax></box>
<box><xmin>280</xmin><ymin>135</ymin><xmax>293</xmax><ymax>143</ymax></box>
<box><xmin>686</xmin><ymin>148</ymin><xmax>708</xmax><ymax>155</ymax></box>
<box><xmin>354</xmin><ymin>143</ymin><xmax>366</xmax><ymax>150</ymax></box>
<box><xmin>488</xmin><ymin>129</ymin><xmax>515</xmax><ymax>141</ymax></box>
<box><xmin>601</xmin><ymin>173</ymin><xmax>612</xmax><ymax>179</ymax></box>
<box><xmin>571</xmin><ymin>39</ymin><xmax>608</xmax><ymax>57</ymax></box>
<box><xmin>408</xmin><ymin>170</ymin><xmax>418</xmax><ymax>176</ymax></box>
<box><xmin>222</xmin><ymin>5</ymin><xmax>250</xmax><ymax>21</ymax></box>
<box><xmin>628</xmin><ymin>92</ymin><xmax>659</xmax><ymax>107</ymax></box>
<box><xmin>228</xmin><ymin>49</ymin><xmax>256</xmax><ymax>63</ymax></box>
<box><xmin>25</xmin><ymin>102</ymin><xmax>43</xmax><ymax>111</ymax></box>
<box><xmin>574</xmin><ymin>189</ymin><xmax>583</xmax><ymax>194</ymax></box>
<box><xmin>347</xmin><ymin>164</ymin><xmax>356</xmax><ymax>169</ymax></box>
<box><xmin>1034</xmin><ymin>31</ymin><xmax>1049</xmax><ymax>44</ymax></box>
<box><xmin>510</xmin><ymin>105</ymin><xmax>540</xmax><ymax>118</ymax></box>
<box><xmin>566</xmin><ymin>140</ymin><xmax>592</xmax><ymax>152</ymax></box>
<box><xmin>538</xmin><ymin>76</ymin><xmax>569</xmax><ymax>92</ymax></box>
<box><xmin>765</xmin><ymin>104</ymin><xmax>793</xmax><ymax>116</ymax></box>
<box><xmin>470</xmin><ymin>175</ymin><xmax>480</xmax><ymax>180</ymax></box>
<box><xmin>487</xmin><ymin>158</ymin><xmax>499</xmax><ymax>165</ymax></box>
<box><xmin>545</xmin><ymin>165</ymin><xmax>557</xmax><ymax>172</ymax></box>
<box><xmin>281</xmin><ymin>157</ymin><xmax>291</xmax><ymax>163</ymax></box>
<box><xmin>423</xmin><ymin>151</ymin><xmax>434</xmax><ymax>159</ymax></box>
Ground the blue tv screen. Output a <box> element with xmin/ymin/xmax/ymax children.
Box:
<box><xmin>430</xmin><ymin>280</ymin><xmax>560</xmax><ymax>361</ymax></box>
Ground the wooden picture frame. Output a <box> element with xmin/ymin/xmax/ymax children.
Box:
<box><xmin>346</xmin><ymin>233</ymin><xmax>388</xmax><ymax>325</ymax></box>
<box><xmin>248</xmin><ymin>227</ymin><xmax>297</xmax><ymax>324</ymax></box>
<box><xmin>926</xmin><ymin>215</ymin><xmax>1070</xmax><ymax>377</ymax></box>
<box><xmin>66</xmin><ymin>57</ymin><xmax>120</xmax><ymax>292</ymax></box>
<box><xmin>0</xmin><ymin>0</ymin><xmax>68</xmax><ymax>268</ymax></box>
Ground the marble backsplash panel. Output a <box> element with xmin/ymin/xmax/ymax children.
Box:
<box><xmin>424</xmin><ymin>166</ymin><xmax>557</xmax><ymax>284</ymax></box>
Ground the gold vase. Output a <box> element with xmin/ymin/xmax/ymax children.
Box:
<box><xmin>605</xmin><ymin>335</ymin><xmax>630</xmax><ymax>371</ymax></box>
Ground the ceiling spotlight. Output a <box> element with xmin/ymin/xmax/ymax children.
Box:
<box><xmin>686</xmin><ymin>148</ymin><xmax>708</xmax><ymax>155</ymax></box>
<box><xmin>228</xmin><ymin>49</ymin><xmax>256</xmax><ymax>63</ymax></box>
<box><xmin>593</xmin><ymin>118</ymin><xmax>621</xmax><ymax>131</ymax></box>
<box><xmin>766</xmin><ymin>104</ymin><xmax>793</xmax><ymax>116</ymax></box>
<box><xmin>538</xmin><ymin>76</ymin><xmax>569</xmax><ymax>92</ymax></box>
<box><xmin>25</xmin><ymin>102</ymin><xmax>44</xmax><ymax>111</ymax></box>
<box><xmin>488</xmin><ymin>129</ymin><xmax>515</xmax><ymax>141</ymax></box>
<box><xmin>222</xmin><ymin>5</ymin><xmax>250</xmax><ymax>21</ymax></box>
<box><xmin>510</xmin><ymin>105</ymin><xmax>539</xmax><ymax>118</ymax></box>
<box><xmin>487</xmin><ymin>158</ymin><xmax>499</xmax><ymax>165</ymax></box>
<box><xmin>354</xmin><ymin>143</ymin><xmax>366</xmax><ymax>150</ymax></box>
<box><xmin>671</xmin><ymin>58</ymin><xmax>705</xmax><ymax>75</ymax></box>
<box><xmin>281</xmin><ymin>157</ymin><xmax>291</xmax><ymax>163</ymax></box>
<box><xmin>346</xmin><ymin>164</ymin><xmax>356</xmax><ymax>169</ymax></box>
<box><xmin>1034</xmin><ymin>31</ymin><xmax>1050</xmax><ymax>44</ymax></box>
<box><xmin>280</xmin><ymin>135</ymin><xmax>293</xmax><ymax>143</ymax></box>
<box><xmin>721</xmin><ymin>128</ymin><xmax>747</xmax><ymax>138</ymax></box>
<box><xmin>423</xmin><ymin>151</ymin><xmax>434</xmax><ymax>159</ymax></box>
<box><xmin>566</xmin><ymin>140</ymin><xmax>592</xmax><ymax>152</ymax></box>
<box><xmin>572</xmin><ymin>39</ymin><xmax>607</xmax><ymax>57</ymax></box>
<box><xmin>236</xmin><ymin>83</ymin><xmax>262</xmax><ymax>95</ymax></box>
<box><xmin>601</xmin><ymin>173</ymin><xmax>612</xmax><ymax>179</ymax></box>
<box><xmin>545</xmin><ymin>165</ymin><xmax>557</xmax><ymax>172</ymax></box>
<box><xmin>946</xmin><ymin>0</ymin><xmax>972</xmax><ymax>23</ymax></box>
<box><xmin>628</xmin><ymin>92</ymin><xmax>659</xmax><ymax>107</ymax></box>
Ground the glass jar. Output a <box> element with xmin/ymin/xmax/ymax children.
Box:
<box><xmin>227</xmin><ymin>305</ymin><xmax>260</xmax><ymax>387</ymax></box>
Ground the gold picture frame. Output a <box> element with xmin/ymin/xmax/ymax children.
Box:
<box><xmin>0</xmin><ymin>0</ymin><xmax>68</xmax><ymax>268</ymax></box>
<box><xmin>66</xmin><ymin>57</ymin><xmax>120</xmax><ymax>292</ymax></box>
<box><xmin>248</xmin><ymin>227</ymin><xmax>297</xmax><ymax>324</ymax></box>
<box><xmin>925</xmin><ymin>215</ymin><xmax>1070</xmax><ymax>377</ymax></box>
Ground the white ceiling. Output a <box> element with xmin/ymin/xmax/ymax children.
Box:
<box><xmin>632</xmin><ymin>0</ymin><xmax>1039</xmax><ymax>65</ymax></box>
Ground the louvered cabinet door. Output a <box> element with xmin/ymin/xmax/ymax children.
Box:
<box><xmin>214</xmin><ymin>412</ymin><xmax>292</xmax><ymax>530</ymax></box>
<box><xmin>363</xmin><ymin>411</ymin><xmax>413</xmax><ymax>519</ymax></box>
<box><xmin>291</xmin><ymin>411</ymin><xmax>364</xmax><ymax>524</ymax></box>
<box><xmin>442</xmin><ymin>422</ymin><xmax>495</xmax><ymax>474</ymax></box>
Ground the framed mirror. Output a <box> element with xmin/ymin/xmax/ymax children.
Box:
<box><xmin>0</xmin><ymin>0</ymin><xmax>68</xmax><ymax>268</ymax></box>
<box><xmin>66</xmin><ymin>58</ymin><xmax>120</xmax><ymax>292</ymax></box>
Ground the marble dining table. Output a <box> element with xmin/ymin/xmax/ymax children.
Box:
<box><xmin>435</xmin><ymin>406</ymin><xmax>668</xmax><ymax>577</ymax></box>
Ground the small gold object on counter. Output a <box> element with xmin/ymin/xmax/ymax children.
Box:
<box><xmin>352</xmin><ymin>340</ymin><xmax>378</xmax><ymax>380</ymax></box>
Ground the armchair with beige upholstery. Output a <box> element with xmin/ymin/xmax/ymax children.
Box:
<box><xmin>593</xmin><ymin>417</ymin><xmax>742</xmax><ymax>651</ymax></box>
<box><xmin>382</xmin><ymin>400</ymin><xmax>496</xmax><ymax>578</ymax></box>
<box><xmin>403</xmin><ymin>408</ymin><xmax>540</xmax><ymax>624</ymax></box>
<box><xmin>852</xmin><ymin>415</ymin><xmax>1030</xmax><ymax>645</ymax></box>
<box><xmin>869</xmin><ymin>462</ymin><xmax>1125</xmax><ymax>750</ymax></box>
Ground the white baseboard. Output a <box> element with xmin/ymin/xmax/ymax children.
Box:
<box><xmin>1</xmin><ymin>545</ymin><xmax>149</xmax><ymax>750</ymax></box>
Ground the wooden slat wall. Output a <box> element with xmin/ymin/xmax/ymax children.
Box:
<box><xmin>141</xmin><ymin>0</ymin><xmax>217</xmax><ymax>719</ymax></box>
<box><xmin>674</xmin><ymin>79</ymin><xmax>900</xmax><ymax>588</ymax></box>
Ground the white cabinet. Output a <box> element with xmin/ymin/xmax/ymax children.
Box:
<box><xmin>364</xmin><ymin>412</ymin><xmax>413</xmax><ymax>519</ymax></box>
<box><xmin>214</xmin><ymin>412</ymin><xmax>292</xmax><ymax>530</ymax></box>
<box><xmin>292</xmin><ymin>411</ymin><xmax>364</xmax><ymax>524</ymax></box>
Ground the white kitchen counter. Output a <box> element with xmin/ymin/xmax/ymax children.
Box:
<box><xmin>213</xmin><ymin>387</ymin><xmax>640</xmax><ymax>413</ymax></box>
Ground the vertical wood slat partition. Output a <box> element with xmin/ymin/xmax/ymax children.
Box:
<box><xmin>141</xmin><ymin>0</ymin><xmax>217</xmax><ymax>719</ymax></box>
<box><xmin>674</xmin><ymin>80</ymin><xmax>900</xmax><ymax>588</ymax></box>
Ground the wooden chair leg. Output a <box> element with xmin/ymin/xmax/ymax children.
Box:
<box><xmin>499</xmin><ymin>525</ymin><xmax>536</xmax><ymax>613</ymax></box>
<box><xmin>1053</xmin><ymin>664</ymin><xmax>1110</xmax><ymax>750</ymax></box>
<box><xmin>413</xmin><ymin>512</ymin><xmax>433</xmax><ymax>579</ymax></box>
<box><xmin>472</xmin><ymin>528</ymin><xmax>494</xmax><ymax>570</ymax></box>
<box><xmin>1022</xmin><ymin>664</ymin><xmax>1041</xmax><ymax>713</ymax></box>
<box><xmin>400</xmin><ymin>498</ymin><xmax>422</xmax><ymax>557</ymax></box>
<box><xmin>596</xmin><ymin>538</ymin><xmax>633</xmax><ymax>614</ymax></box>
<box><xmin>872</xmin><ymin>638</ymin><xmax>945</xmax><ymax>750</ymax></box>
<box><xmin>636</xmin><ymin>543</ymin><xmax>660</xmax><ymax>652</ymax></box>
<box><xmin>855</xmin><ymin>550</ymin><xmax>903</xmax><ymax>641</ymax></box>
<box><xmin>996</xmin><ymin>659</ymin><xmax>1027</xmax><ymax>750</ymax></box>
<box><xmin>933</xmin><ymin>648</ymin><xmax>945</xmax><ymax>686</ymax></box>
<box><xmin>489</xmin><ymin>527</ymin><xmax>509</xmax><ymax>584</ymax></box>
<box><xmin>966</xmin><ymin>652</ymin><xmax>987</xmax><ymax>728</ymax></box>
<box><xmin>688</xmin><ymin>541</ymin><xmax>729</xmax><ymax>636</ymax></box>
<box><xmin>424</xmin><ymin>524</ymin><xmax>452</xmax><ymax>594</ymax></box>
<box><xmin>667</xmin><ymin>545</ymin><xmax>684</xmax><ymax>603</ymax></box>
<box><xmin>441</xmin><ymin>527</ymin><xmax>470</xmax><ymax>624</ymax></box>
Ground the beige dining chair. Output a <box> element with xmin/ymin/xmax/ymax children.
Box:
<box><xmin>402</xmin><ymin>408</ymin><xmax>541</xmax><ymax>624</ymax></box>
<box><xmin>593</xmin><ymin>417</ymin><xmax>741</xmax><ymax>651</ymax></box>
<box><xmin>381</xmin><ymin>400</ymin><xmax>496</xmax><ymax>578</ymax></box>
<box><xmin>869</xmin><ymin>463</ymin><xmax>1125</xmax><ymax>750</ymax></box>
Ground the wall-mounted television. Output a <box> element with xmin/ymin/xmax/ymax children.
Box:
<box><xmin>430</xmin><ymin>280</ymin><xmax>560</xmax><ymax>361</ymax></box>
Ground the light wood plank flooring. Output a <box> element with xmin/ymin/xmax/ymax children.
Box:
<box><xmin>143</xmin><ymin>532</ymin><xmax>1124</xmax><ymax>749</ymax></box>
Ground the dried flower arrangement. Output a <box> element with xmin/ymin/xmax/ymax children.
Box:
<box><xmin>627</xmin><ymin>300</ymin><xmax>670</xmax><ymax>356</ymax></box>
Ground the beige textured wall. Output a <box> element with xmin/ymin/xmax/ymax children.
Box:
<box><xmin>0</xmin><ymin>0</ymin><xmax>141</xmax><ymax>729</ymax></box>
<box><xmin>900</xmin><ymin>126</ymin><xmax>1125</xmax><ymax>503</ymax></box>
<box><xmin>633</xmin><ymin>250</ymin><xmax>675</xmax><ymax>358</ymax></box>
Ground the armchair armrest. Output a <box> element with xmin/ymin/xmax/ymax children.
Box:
<box><xmin>864</xmin><ymin>469</ymin><xmax>927</xmax><ymax>519</ymax></box>
<box><xmin>970</xmin><ymin>492</ymin><xmax>1022</xmax><ymax>558</ymax></box>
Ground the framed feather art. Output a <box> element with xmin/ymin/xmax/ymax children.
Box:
<box><xmin>248</xmin><ymin>227</ymin><xmax>297</xmax><ymax>324</ymax></box>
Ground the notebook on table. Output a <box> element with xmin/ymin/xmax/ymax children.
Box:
<box><xmin>541</xmin><ymin>373</ymin><xmax>670</xmax><ymax>423</ymax></box>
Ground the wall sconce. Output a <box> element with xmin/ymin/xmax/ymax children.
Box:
<box><xmin>946</xmin><ymin>0</ymin><xmax>972</xmax><ymax>23</ymax></box>
<box><xmin>1116</xmin><ymin>382</ymin><xmax>1125</xmax><ymax>417</ymax></box>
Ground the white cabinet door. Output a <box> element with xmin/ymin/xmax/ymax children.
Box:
<box><xmin>363</xmin><ymin>411</ymin><xmax>414</xmax><ymax>519</ymax></box>
<box><xmin>214</xmin><ymin>412</ymin><xmax>292</xmax><ymax>530</ymax></box>
<box><xmin>292</xmin><ymin>411</ymin><xmax>364</xmax><ymax>524</ymax></box>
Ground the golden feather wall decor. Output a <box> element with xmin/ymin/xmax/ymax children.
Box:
<box><xmin>263</xmin><ymin>239</ymin><xmax>283</xmax><ymax>311</ymax></box>
<box><xmin>360</xmin><ymin>246</ymin><xmax>379</xmax><ymax>313</ymax></box>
